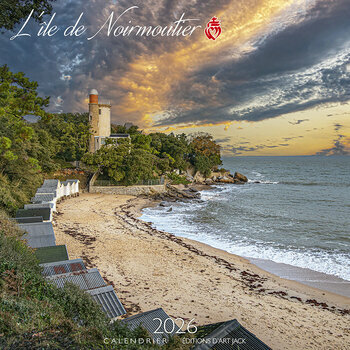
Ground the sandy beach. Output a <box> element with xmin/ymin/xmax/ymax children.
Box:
<box><xmin>53</xmin><ymin>193</ymin><xmax>350</xmax><ymax>350</ymax></box>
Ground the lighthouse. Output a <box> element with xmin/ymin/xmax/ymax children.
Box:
<box><xmin>88</xmin><ymin>89</ymin><xmax>111</xmax><ymax>152</ymax></box>
<box><xmin>88</xmin><ymin>89</ymin><xmax>130</xmax><ymax>152</ymax></box>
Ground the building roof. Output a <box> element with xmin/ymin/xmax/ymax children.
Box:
<box><xmin>19</xmin><ymin>222</ymin><xmax>55</xmax><ymax>237</ymax></box>
<box><xmin>35</xmin><ymin>245</ymin><xmax>69</xmax><ymax>264</ymax></box>
<box><xmin>13</xmin><ymin>216</ymin><xmax>43</xmax><ymax>224</ymax></box>
<box><xmin>24</xmin><ymin>203</ymin><xmax>54</xmax><ymax>210</ymax></box>
<box><xmin>46</xmin><ymin>268</ymin><xmax>106</xmax><ymax>290</ymax></box>
<box><xmin>21</xmin><ymin>234</ymin><xmax>56</xmax><ymax>248</ymax></box>
<box><xmin>31</xmin><ymin>193</ymin><xmax>56</xmax><ymax>202</ymax></box>
<box><xmin>16</xmin><ymin>208</ymin><xmax>51</xmax><ymax>221</ymax></box>
<box><xmin>110</xmin><ymin>134</ymin><xmax>130</xmax><ymax>138</ymax></box>
<box><xmin>122</xmin><ymin>308</ymin><xmax>180</xmax><ymax>345</ymax></box>
<box><xmin>40</xmin><ymin>259</ymin><xmax>86</xmax><ymax>277</ymax></box>
<box><xmin>90</xmin><ymin>89</ymin><xmax>98</xmax><ymax>95</ymax></box>
<box><xmin>193</xmin><ymin>319</ymin><xmax>272</xmax><ymax>350</ymax></box>
<box><xmin>87</xmin><ymin>285</ymin><xmax>126</xmax><ymax>319</ymax></box>
<box><xmin>42</xmin><ymin>179</ymin><xmax>60</xmax><ymax>188</ymax></box>
<box><xmin>36</xmin><ymin>188</ymin><xmax>58</xmax><ymax>195</ymax></box>
<box><xmin>66</xmin><ymin>179</ymin><xmax>80</xmax><ymax>184</ymax></box>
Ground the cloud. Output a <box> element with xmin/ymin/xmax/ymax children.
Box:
<box><xmin>226</xmin><ymin>142</ymin><xmax>289</xmax><ymax>155</ymax></box>
<box><xmin>1</xmin><ymin>0</ymin><xmax>350</xmax><ymax>130</ymax></box>
<box><xmin>283</xmin><ymin>136</ymin><xmax>304</xmax><ymax>141</ymax></box>
<box><xmin>315</xmin><ymin>121</ymin><xmax>349</xmax><ymax>155</ymax></box>
<box><xmin>288</xmin><ymin>119</ymin><xmax>309</xmax><ymax>125</ymax></box>
<box><xmin>215</xmin><ymin>137</ymin><xmax>231</xmax><ymax>144</ymax></box>
<box><xmin>316</xmin><ymin>137</ymin><xmax>350</xmax><ymax>155</ymax></box>
<box><xmin>334</xmin><ymin>123</ymin><xmax>343</xmax><ymax>131</ymax></box>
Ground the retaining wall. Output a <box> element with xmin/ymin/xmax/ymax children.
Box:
<box><xmin>89</xmin><ymin>184</ymin><xmax>166</xmax><ymax>196</ymax></box>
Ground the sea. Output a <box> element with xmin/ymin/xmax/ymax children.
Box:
<box><xmin>141</xmin><ymin>156</ymin><xmax>350</xmax><ymax>284</ymax></box>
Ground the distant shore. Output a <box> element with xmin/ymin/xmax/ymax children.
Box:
<box><xmin>53</xmin><ymin>193</ymin><xmax>350</xmax><ymax>350</ymax></box>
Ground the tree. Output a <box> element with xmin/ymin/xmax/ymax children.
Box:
<box><xmin>149</xmin><ymin>132</ymin><xmax>190</xmax><ymax>171</ymax></box>
<box><xmin>82</xmin><ymin>127</ymin><xmax>223</xmax><ymax>185</ymax></box>
<box><xmin>189</xmin><ymin>133</ymin><xmax>222</xmax><ymax>177</ymax></box>
<box><xmin>123</xmin><ymin>149</ymin><xmax>158</xmax><ymax>185</ymax></box>
<box><xmin>36</xmin><ymin>113</ymin><xmax>90</xmax><ymax>162</ymax></box>
<box><xmin>0</xmin><ymin>0</ymin><xmax>55</xmax><ymax>31</ymax></box>
<box><xmin>82</xmin><ymin>138</ymin><xmax>131</xmax><ymax>183</ymax></box>
<box><xmin>111</xmin><ymin>124</ymin><xmax>141</xmax><ymax>135</ymax></box>
<box><xmin>0</xmin><ymin>65</ymin><xmax>51</xmax><ymax>214</ymax></box>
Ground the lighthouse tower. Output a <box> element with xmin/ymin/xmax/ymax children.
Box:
<box><xmin>88</xmin><ymin>89</ymin><xmax>111</xmax><ymax>152</ymax></box>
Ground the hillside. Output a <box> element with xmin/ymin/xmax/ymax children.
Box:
<box><xmin>0</xmin><ymin>211</ymin><xmax>167</xmax><ymax>349</ymax></box>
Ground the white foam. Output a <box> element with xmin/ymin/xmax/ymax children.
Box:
<box><xmin>140</xmin><ymin>187</ymin><xmax>350</xmax><ymax>282</ymax></box>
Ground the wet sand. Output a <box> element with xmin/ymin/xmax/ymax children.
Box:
<box><xmin>53</xmin><ymin>193</ymin><xmax>350</xmax><ymax>350</ymax></box>
<box><xmin>249</xmin><ymin>258</ymin><xmax>350</xmax><ymax>298</ymax></box>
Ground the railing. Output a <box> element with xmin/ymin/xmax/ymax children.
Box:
<box><xmin>93</xmin><ymin>177</ymin><xmax>165</xmax><ymax>187</ymax></box>
<box><xmin>98</xmin><ymin>99</ymin><xmax>111</xmax><ymax>105</ymax></box>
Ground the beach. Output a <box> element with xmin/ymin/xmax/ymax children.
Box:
<box><xmin>53</xmin><ymin>193</ymin><xmax>350</xmax><ymax>350</ymax></box>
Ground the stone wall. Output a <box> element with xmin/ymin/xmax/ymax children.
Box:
<box><xmin>89</xmin><ymin>184</ymin><xmax>167</xmax><ymax>196</ymax></box>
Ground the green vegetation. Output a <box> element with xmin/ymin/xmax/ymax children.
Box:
<box><xmin>166</xmin><ymin>173</ymin><xmax>191</xmax><ymax>185</ymax></box>
<box><xmin>36</xmin><ymin>112</ymin><xmax>90</xmax><ymax>162</ymax></box>
<box><xmin>0</xmin><ymin>64</ymin><xmax>222</xmax><ymax>214</ymax></box>
<box><xmin>0</xmin><ymin>12</ymin><xmax>221</xmax><ymax>349</ymax></box>
<box><xmin>83</xmin><ymin>131</ymin><xmax>222</xmax><ymax>185</ymax></box>
<box><xmin>0</xmin><ymin>0</ymin><xmax>54</xmax><ymax>31</ymax></box>
<box><xmin>0</xmin><ymin>65</ymin><xmax>91</xmax><ymax>215</ymax></box>
<box><xmin>0</xmin><ymin>212</ymin><xmax>194</xmax><ymax>349</ymax></box>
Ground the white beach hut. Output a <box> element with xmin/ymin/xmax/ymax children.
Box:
<box><xmin>66</xmin><ymin>179</ymin><xmax>80</xmax><ymax>196</ymax></box>
<box><xmin>42</xmin><ymin>179</ymin><xmax>63</xmax><ymax>199</ymax></box>
<box><xmin>61</xmin><ymin>181</ymin><xmax>72</xmax><ymax>197</ymax></box>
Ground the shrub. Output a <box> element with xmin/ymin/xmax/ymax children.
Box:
<box><xmin>167</xmin><ymin>173</ymin><xmax>191</xmax><ymax>185</ymax></box>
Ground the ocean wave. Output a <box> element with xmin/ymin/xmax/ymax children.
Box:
<box><xmin>140</xmin><ymin>204</ymin><xmax>350</xmax><ymax>281</ymax></box>
<box><xmin>248</xmin><ymin>179</ymin><xmax>279</xmax><ymax>184</ymax></box>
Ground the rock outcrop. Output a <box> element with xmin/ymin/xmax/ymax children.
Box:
<box><xmin>152</xmin><ymin>184</ymin><xmax>201</xmax><ymax>202</ymax></box>
<box><xmin>233</xmin><ymin>172</ymin><xmax>248</xmax><ymax>183</ymax></box>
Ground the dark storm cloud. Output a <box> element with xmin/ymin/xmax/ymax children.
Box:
<box><xmin>1</xmin><ymin>0</ymin><xmax>350</xmax><ymax>126</ymax></box>
<box><xmin>157</xmin><ymin>0</ymin><xmax>350</xmax><ymax>126</ymax></box>
<box><xmin>0</xmin><ymin>0</ymin><xmax>236</xmax><ymax>119</ymax></box>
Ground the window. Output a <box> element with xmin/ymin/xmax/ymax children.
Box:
<box><xmin>99</xmin><ymin>109</ymin><xmax>101</xmax><ymax>115</ymax></box>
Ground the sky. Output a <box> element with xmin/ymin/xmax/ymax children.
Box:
<box><xmin>1</xmin><ymin>0</ymin><xmax>350</xmax><ymax>156</ymax></box>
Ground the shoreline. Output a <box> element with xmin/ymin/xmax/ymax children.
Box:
<box><xmin>53</xmin><ymin>193</ymin><xmax>350</xmax><ymax>350</ymax></box>
<box><xmin>248</xmin><ymin>257</ymin><xmax>350</xmax><ymax>298</ymax></box>
<box><xmin>139</xmin><ymin>184</ymin><xmax>350</xmax><ymax>299</ymax></box>
<box><xmin>135</xmin><ymin>193</ymin><xmax>350</xmax><ymax>302</ymax></box>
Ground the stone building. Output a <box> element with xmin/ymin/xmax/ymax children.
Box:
<box><xmin>88</xmin><ymin>89</ymin><xmax>129</xmax><ymax>152</ymax></box>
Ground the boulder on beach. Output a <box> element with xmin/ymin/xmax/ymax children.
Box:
<box><xmin>234</xmin><ymin>172</ymin><xmax>248</xmax><ymax>183</ymax></box>
<box><xmin>193</xmin><ymin>172</ymin><xmax>205</xmax><ymax>184</ymax></box>
<box><xmin>186</xmin><ymin>175</ymin><xmax>194</xmax><ymax>182</ymax></box>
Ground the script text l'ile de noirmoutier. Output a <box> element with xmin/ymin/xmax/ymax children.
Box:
<box><xmin>10</xmin><ymin>7</ymin><xmax>202</xmax><ymax>40</ymax></box>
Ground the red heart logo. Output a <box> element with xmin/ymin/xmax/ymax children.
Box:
<box><xmin>205</xmin><ymin>17</ymin><xmax>222</xmax><ymax>40</ymax></box>
<box><xmin>208</xmin><ymin>27</ymin><xmax>220</xmax><ymax>40</ymax></box>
